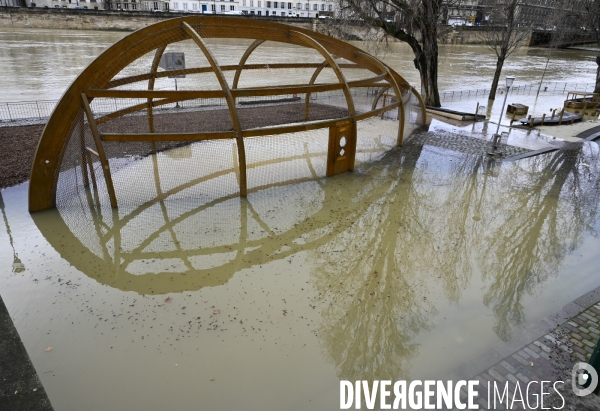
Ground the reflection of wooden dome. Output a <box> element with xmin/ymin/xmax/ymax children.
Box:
<box><xmin>29</xmin><ymin>16</ymin><xmax>425</xmax><ymax>212</ymax></box>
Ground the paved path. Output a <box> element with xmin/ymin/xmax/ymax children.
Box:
<box><xmin>445</xmin><ymin>286</ymin><xmax>600</xmax><ymax>410</ymax></box>
<box><xmin>576</xmin><ymin>125</ymin><xmax>600</xmax><ymax>141</ymax></box>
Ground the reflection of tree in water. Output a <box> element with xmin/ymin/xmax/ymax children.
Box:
<box><xmin>310</xmin><ymin>140</ymin><xmax>600</xmax><ymax>382</ymax></box>
<box><xmin>0</xmin><ymin>192</ymin><xmax>25</xmax><ymax>274</ymax></box>
<box><xmin>35</xmin><ymin>131</ymin><xmax>600</xmax><ymax>378</ymax></box>
<box><xmin>310</xmin><ymin>144</ymin><xmax>439</xmax><ymax>381</ymax></box>
<box><xmin>478</xmin><ymin>144</ymin><xmax>600</xmax><ymax>341</ymax></box>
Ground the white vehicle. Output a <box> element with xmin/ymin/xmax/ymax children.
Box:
<box><xmin>223</xmin><ymin>10</ymin><xmax>243</xmax><ymax>15</ymax></box>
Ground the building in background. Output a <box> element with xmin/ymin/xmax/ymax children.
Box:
<box><xmin>444</xmin><ymin>0</ymin><xmax>478</xmax><ymax>26</ymax></box>
<box><xmin>164</xmin><ymin>0</ymin><xmax>334</xmax><ymax>16</ymax></box>
<box><xmin>104</xmin><ymin>0</ymin><xmax>168</xmax><ymax>10</ymax></box>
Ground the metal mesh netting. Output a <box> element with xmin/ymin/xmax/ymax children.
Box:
<box><xmin>403</xmin><ymin>88</ymin><xmax>424</xmax><ymax>141</ymax></box>
<box><xmin>245</xmin><ymin>131</ymin><xmax>328</xmax><ymax>191</ymax></box>
<box><xmin>53</xmin><ymin>177</ymin><xmax>327</xmax><ymax>283</ymax></box>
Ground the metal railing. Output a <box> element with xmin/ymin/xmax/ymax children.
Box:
<box><xmin>1</xmin><ymin>82</ymin><xmax>596</xmax><ymax>125</ymax></box>
<box><xmin>440</xmin><ymin>82</ymin><xmax>596</xmax><ymax>102</ymax></box>
<box><xmin>0</xmin><ymin>87</ymin><xmax>380</xmax><ymax>126</ymax></box>
<box><xmin>0</xmin><ymin>100</ymin><xmax>57</xmax><ymax>124</ymax></box>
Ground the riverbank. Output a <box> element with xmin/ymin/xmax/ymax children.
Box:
<box><xmin>0</xmin><ymin>8</ymin><xmax>529</xmax><ymax>46</ymax></box>
<box><xmin>0</xmin><ymin>124</ymin><xmax>43</xmax><ymax>189</ymax></box>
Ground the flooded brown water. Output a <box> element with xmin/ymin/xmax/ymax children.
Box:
<box><xmin>0</xmin><ymin>27</ymin><xmax>598</xmax><ymax>102</ymax></box>
<box><xmin>2</xmin><ymin>126</ymin><xmax>600</xmax><ymax>409</ymax></box>
<box><xmin>1</xmin><ymin>26</ymin><xmax>600</xmax><ymax>410</ymax></box>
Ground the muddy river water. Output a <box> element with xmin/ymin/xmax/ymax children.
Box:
<box><xmin>1</xmin><ymin>27</ymin><xmax>600</xmax><ymax>410</ymax></box>
<box><xmin>0</xmin><ymin>27</ymin><xmax>598</xmax><ymax>102</ymax></box>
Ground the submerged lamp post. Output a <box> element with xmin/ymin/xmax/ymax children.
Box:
<box><xmin>489</xmin><ymin>75</ymin><xmax>515</xmax><ymax>155</ymax></box>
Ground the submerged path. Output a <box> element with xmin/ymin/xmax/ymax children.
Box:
<box><xmin>0</xmin><ymin>295</ymin><xmax>53</xmax><ymax>410</ymax></box>
<box><xmin>445</xmin><ymin>286</ymin><xmax>600</xmax><ymax>410</ymax></box>
<box><xmin>576</xmin><ymin>125</ymin><xmax>600</xmax><ymax>141</ymax></box>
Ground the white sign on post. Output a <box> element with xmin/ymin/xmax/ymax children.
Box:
<box><xmin>159</xmin><ymin>52</ymin><xmax>186</xmax><ymax>78</ymax></box>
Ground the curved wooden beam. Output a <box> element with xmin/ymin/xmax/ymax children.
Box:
<box><xmin>182</xmin><ymin>21</ymin><xmax>248</xmax><ymax>197</ymax></box>
<box><xmin>148</xmin><ymin>46</ymin><xmax>167</xmax><ymax>134</ymax></box>
<box><xmin>304</xmin><ymin>60</ymin><xmax>329</xmax><ymax>121</ymax></box>
<box><xmin>371</xmin><ymin>86</ymin><xmax>391</xmax><ymax>111</ymax></box>
<box><xmin>289</xmin><ymin>31</ymin><xmax>355</xmax><ymax>120</ymax></box>
<box><xmin>356</xmin><ymin>52</ymin><xmax>405</xmax><ymax>146</ymax></box>
<box><xmin>106</xmin><ymin>63</ymin><xmax>364</xmax><ymax>90</ymax></box>
<box><xmin>232</xmin><ymin>39</ymin><xmax>265</xmax><ymax>91</ymax></box>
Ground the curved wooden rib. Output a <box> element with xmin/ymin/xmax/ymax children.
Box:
<box><xmin>86</xmin><ymin>90</ymin><xmax>225</xmax><ymax>99</ymax></box>
<box><xmin>106</xmin><ymin>63</ymin><xmax>364</xmax><ymax>90</ymax></box>
<box><xmin>371</xmin><ymin>86</ymin><xmax>391</xmax><ymax>111</ymax></box>
<box><xmin>289</xmin><ymin>31</ymin><xmax>355</xmax><ymax>119</ymax></box>
<box><xmin>148</xmin><ymin>46</ymin><xmax>166</xmax><ymax>134</ymax></box>
<box><xmin>304</xmin><ymin>61</ymin><xmax>328</xmax><ymax>120</ymax></box>
<box><xmin>81</xmin><ymin>93</ymin><xmax>118</xmax><ymax>208</ymax></box>
<box><xmin>182</xmin><ymin>22</ymin><xmax>247</xmax><ymax>197</ymax></box>
<box><xmin>232</xmin><ymin>39</ymin><xmax>265</xmax><ymax>91</ymax></box>
<box><xmin>356</xmin><ymin>102</ymin><xmax>401</xmax><ymax>122</ymax></box>
<box><xmin>356</xmin><ymin>52</ymin><xmax>405</xmax><ymax>146</ymax></box>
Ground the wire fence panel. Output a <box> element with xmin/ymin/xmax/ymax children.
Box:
<box><xmin>0</xmin><ymin>100</ymin><xmax>57</xmax><ymax>124</ymax></box>
<box><xmin>1</xmin><ymin>82</ymin><xmax>596</xmax><ymax>125</ymax></box>
<box><xmin>0</xmin><ymin>89</ymin><xmax>381</xmax><ymax>126</ymax></box>
<box><xmin>439</xmin><ymin>82</ymin><xmax>596</xmax><ymax>102</ymax></box>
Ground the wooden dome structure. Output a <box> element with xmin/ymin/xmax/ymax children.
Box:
<box><xmin>29</xmin><ymin>16</ymin><xmax>425</xmax><ymax>212</ymax></box>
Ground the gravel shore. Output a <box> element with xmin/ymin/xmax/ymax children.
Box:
<box><xmin>0</xmin><ymin>124</ymin><xmax>44</xmax><ymax>189</ymax></box>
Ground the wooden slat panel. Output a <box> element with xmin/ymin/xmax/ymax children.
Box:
<box><xmin>86</xmin><ymin>90</ymin><xmax>225</xmax><ymax>99</ymax></box>
<box><xmin>242</xmin><ymin>117</ymin><xmax>353</xmax><ymax>138</ymax></box>
<box><xmin>102</xmin><ymin>131</ymin><xmax>236</xmax><ymax>142</ymax></box>
<box><xmin>233</xmin><ymin>83</ymin><xmax>343</xmax><ymax>97</ymax></box>
<box><xmin>356</xmin><ymin>102</ymin><xmax>401</xmax><ymax>121</ymax></box>
<box><xmin>105</xmin><ymin>63</ymin><xmax>364</xmax><ymax>90</ymax></box>
<box><xmin>347</xmin><ymin>74</ymin><xmax>388</xmax><ymax>88</ymax></box>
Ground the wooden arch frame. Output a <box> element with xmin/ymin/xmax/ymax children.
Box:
<box><xmin>29</xmin><ymin>16</ymin><xmax>426</xmax><ymax>212</ymax></box>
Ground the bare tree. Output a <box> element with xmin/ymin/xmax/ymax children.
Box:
<box><xmin>534</xmin><ymin>2</ymin><xmax>578</xmax><ymax>97</ymax></box>
<box><xmin>336</xmin><ymin>0</ymin><xmax>448</xmax><ymax>107</ymax></box>
<box><xmin>478</xmin><ymin>0</ymin><xmax>530</xmax><ymax>102</ymax></box>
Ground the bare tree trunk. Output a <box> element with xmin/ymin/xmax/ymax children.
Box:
<box><xmin>595</xmin><ymin>58</ymin><xmax>600</xmax><ymax>94</ymax></box>
<box><xmin>420</xmin><ymin>29</ymin><xmax>441</xmax><ymax>107</ymax></box>
<box><xmin>489</xmin><ymin>57</ymin><xmax>505</xmax><ymax>102</ymax></box>
<box><xmin>394</xmin><ymin>26</ymin><xmax>441</xmax><ymax>107</ymax></box>
<box><xmin>480</xmin><ymin>0</ymin><xmax>528</xmax><ymax>102</ymax></box>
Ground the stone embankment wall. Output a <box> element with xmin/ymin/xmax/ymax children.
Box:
<box><xmin>439</xmin><ymin>26</ymin><xmax>533</xmax><ymax>46</ymax></box>
<box><xmin>0</xmin><ymin>8</ymin><xmax>316</xmax><ymax>32</ymax></box>
<box><xmin>0</xmin><ymin>8</ymin><xmax>532</xmax><ymax>46</ymax></box>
